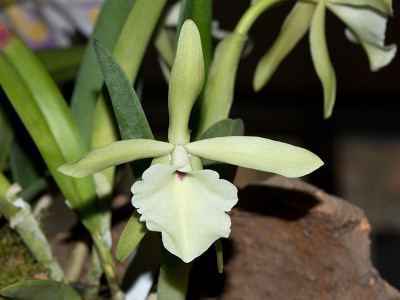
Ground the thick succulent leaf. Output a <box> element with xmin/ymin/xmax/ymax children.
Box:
<box><xmin>197</xmin><ymin>32</ymin><xmax>246</xmax><ymax>137</ymax></box>
<box><xmin>328</xmin><ymin>0</ymin><xmax>393</xmax><ymax>15</ymax></box>
<box><xmin>0</xmin><ymin>22</ymin><xmax>99</xmax><ymax>230</ymax></box>
<box><xmin>327</xmin><ymin>3</ymin><xmax>396</xmax><ymax>71</ymax></box>
<box><xmin>168</xmin><ymin>20</ymin><xmax>204</xmax><ymax>145</ymax></box>
<box><xmin>58</xmin><ymin>140</ymin><xmax>174</xmax><ymax>178</ymax></box>
<box><xmin>185</xmin><ymin>136</ymin><xmax>324</xmax><ymax>178</ymax></box>
<box><xmin>116</xmin><ymin>210</ymin><xmax>147</xmax><ymax>262</ymax></box>
<box><xmin>309</xmin><ymin>0</ymin><xmax>337</xmax><ymax>119</ymax></box>
<box><xmin>253</xmin><ymin>2</ymin><xmax>315</xmax><ymax>91</ymax></box>
<box><xmin>94</xmin><ymin>40</ymin><xmax>153</xmax><ymax>140</ymax></box>
<box><xmin>70</xmin><ymin>0</ymin><xmax>137</xmax><ymax>146</ymax></box>
<box><xmin>0</xmin><ymin>280</ymin><xmax>81</xmax><ymax>300</ymax></box>
<box><xmin>132</xmin><ymin>164</ymin><xmax>238</xmax><ymax>263</ymax></box>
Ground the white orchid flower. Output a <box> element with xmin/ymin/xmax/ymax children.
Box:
<box><xmin>253</xmin><ymin>0</ymin><xmax>396</xmax><ymax>118</ymax></box>
<box><xmin>59</xmin><ymin>20</ymin><xmax>323</xmax><ymax>263</ymax></box>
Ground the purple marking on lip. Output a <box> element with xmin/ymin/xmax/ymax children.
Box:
<box><xmin>176</xmin><ymin>171</ymin><xmax>186</xmax><ymax>181</ymax></box>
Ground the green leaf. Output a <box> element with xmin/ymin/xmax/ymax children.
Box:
<box><xmin>93</xmin><ymin>40</ymin><xmax>153</xmax><ymax>140</ymax></box>
<box><xmin>10</xmin><ymin>139</ymin><xmax>41</xmax><ymax>190</ymax></box>
<box><xmin>113</xmin><ymin>0</ymin><xmax>167</xmax><ymax>83</ymax></box>
<box><xmin>253</xmin><ymin>2</ymin><xmax>315</xmax><ymax>91</ymax></box>
<box><xmin>35</xmin><ymin>46</ymin><xmax>84</xmax><ymax>83</ymax></box>
<box><xmin>309</xmin><ymin>0</ymin><xmax>336</xmax><ymax>119</ymax></box>
<box><xmin>70</xmin><ymin>0</ymin><xmax>138</xmax><ymax>147</ymax></box>
<box><xmin>116</xmin><ymin>210</ymin><xmax>147</xmax><ymax>262</ymax></box>
<box><xmin>197</xmin><ymin>33</ymin><xmax>246</xmax><ymax>137</ymax></box>
<box><xmin>0</xmin><ymin>280</ymin><xmax>82</xmax><ymax>300</ymax></box>
<box><xmin>176</xmin><ymin>0</ymin><xmax>193</xmax><ymax>48</ymax></box>
<box><xmin>0</xmin><ymin>23</ymin><xmax>99</xmax><ymax>231</ymax></box>
<box><xmin>0</xmin><ymin>107</ymin><xmax>13</xmax><ymax>170</ymax></box>
<box><xmin>186</xmin><ymin>136</ymin><xmax>324</xmax><ymax>178</ymax></box>
<box><xmin>190</xmin><ymin>0</ymin><xmax>213</xmax><ymax>76</ymax></box>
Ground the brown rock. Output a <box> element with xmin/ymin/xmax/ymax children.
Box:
<box><xmin>189</xmin><ymin>175</ymin><xmax>400</xmax><ymax>300</ymax></box>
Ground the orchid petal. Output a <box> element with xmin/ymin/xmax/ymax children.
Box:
<box><xmin>131</xmin><ymin>164</ymin><xmax>237</xmax><ymax>263</ymax></box>
<box><xmin>328</xmin><ymin>0</ymin><xmax>393</xmax><ymax>15</ymax></box>
<box><xmin>168</xmin><ymin>19</ymin><xmax>204</xmax><ymax>145</ymax></box>
<box><xmin>327</xmin><ymin>3</ymin><xmax>396</xmax><ymax>71</ymax></box>
<box><xmin>253</xmin><ymin>2</ymin><xmax>315</xmax><ymax>92</ymax></box>
<box><xmin>58</xmin><ymin>140</ymin><xmax>174</xmax><ymax>178</ymax></box>
<box><xmin>185</xmin><ymin>136</ymin><xmax>323</xmax><ymax>178</ymax></box>
<box><xmin>309</xmin><ymin>0</ymin><xmax>337</xmax><ymax>119</ymax></box>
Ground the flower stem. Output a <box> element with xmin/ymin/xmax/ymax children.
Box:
<box><xmin>234</xmin><ymin>0</ymin><xmax>286</xmax><ymax>36</ymax></box>
<box><xmin>91</xmin><ymin>231</ymin><xmax>125</xmax><ymax>300</ymax></box>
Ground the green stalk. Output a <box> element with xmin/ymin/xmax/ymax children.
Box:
<box><xmin>91</xmin><ymin>232</ymin><xmax>124</xmax><ymax>300</ymax></box>
<box><xmin>234</xmin><ymin>0</ymin><xmax>285</xmax><ymax>35</ymax></box>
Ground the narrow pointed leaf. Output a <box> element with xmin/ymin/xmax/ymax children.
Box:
<box><xmin>0</xmin><ymin>280</ymin><xmax>81</xmax><ymax>300</ymax></box>
<box><xmin>58</xmin><ymin>140</ymin><xmax>174</xmax><ymax>178</ymax></box>
<box><xmin>0</xmin><ymin>23</ymin><xmax>99</xmax><ymax>230</ymax></box>
<box><xmin>168</xmin><ymin>19</ymin><xmax>204</xmax><ymax>145</ymax></box>
<box><xmin>116</xmin><ymin>210</ymin><xmax>147</xmax><ymax>262</ymax></box>
<box><xmin>309</xmin><ymin>0</ymin><xmax>336</xmax><ymax>119</ymax></box>
<box><xmin>70</xmin><ymin>0</ymin><xmax>138</xmax><ymax>146</ymax></box>
<box><xmin>253</xmin><ymin>2</ymin><xmax>315</xmax><ymax>91</ymax></box>
<box><xmin>186</xmin><ymin>136</ymin><xmax>323</xmax><ymax>178</ymax></box>
<box><xmin>94</xmin><ymin>40</ymin><xmax>153</xmax><ymax>140</ymax></box>
<box><xmin>198</xmin><ymin>32</ymin><xmax>246</xmax><ymax>136</ymax></box>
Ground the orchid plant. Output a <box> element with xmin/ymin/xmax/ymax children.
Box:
<box><xmin>0</xmin><ymin>0</ymin><xmax>396</xmax><ymax>300</ymax></box>
<box><xmin>59</xmin><ymin>20</ymin><xmax>323</xmax><ymax>263</ymax></box>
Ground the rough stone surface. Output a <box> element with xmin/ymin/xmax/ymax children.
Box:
<box><xmin>189</xmin><ymin>175</ymin><xmax>400</xmax><ymax>300</ymax></box>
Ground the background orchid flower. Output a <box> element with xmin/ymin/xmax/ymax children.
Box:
<box><xmin>253</xmin><ymin>0</ymin><xmax>396</xmax><ymax>118</ymax></box>
<box><xmin>59</xmin><ymin>20</ymin><xmax>323</xmax><ymax>263</ymax></box>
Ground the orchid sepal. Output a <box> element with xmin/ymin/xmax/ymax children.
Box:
<box><xmin>185</xmin><ymin>136</ymin><xmax>324</xmax><ymax>178</ymax></box>
<box><xmin>168</xmin><ymin>19</ymin><xmax>204</xmax><ymax>145</ymax></box>
<box><xmin>58</xmin><ymin>139</ymin><xmax>174</xmax><ymax>178</ymax></box>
